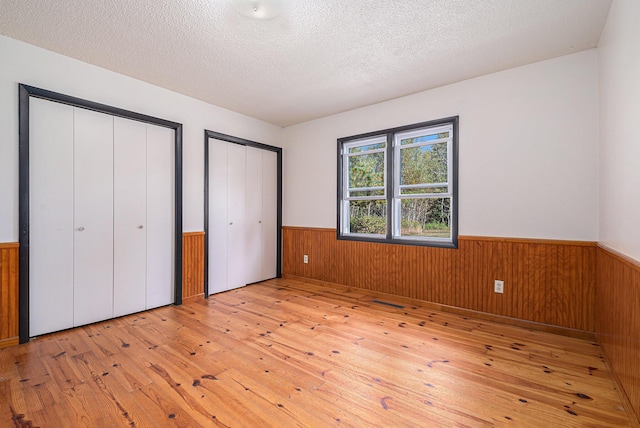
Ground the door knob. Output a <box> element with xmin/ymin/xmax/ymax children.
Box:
<box><xmin>77</xmin><ymin>227</ymin><xmax>85</xmax><ymax>231</ymax></box>
<box><xmin>138</xmin><ymin>225</ymin><xmax>144</xmax><ymax>229</ymax></box>
<box><xmin>229</xmin><ymin>222</ymin><xmax>233</xmax><ymax>225</ymax></box>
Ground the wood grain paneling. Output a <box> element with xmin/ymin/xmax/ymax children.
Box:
<box><xmin>182</xmin><ymin>232</ymin><xmax>205</xmax><ymax>299</ymax></box>
<box><xmin>596</xmin><ymin>245</ymin><xmax>640</xmax><ymax>422</ymax></box>
<box><xmin>0</xmin><ymin>242</ymin><xmax>19</xmax><ymax>348</ymax></box>
<box><xmin>283</xmin><ymin>227</ymin><xmax>596</xmax><ymax>332</ymax></box>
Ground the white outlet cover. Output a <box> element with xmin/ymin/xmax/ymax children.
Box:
<box><xmin>494</xmin><ymin>280</ymin><xmax>504</xmax><ymax>294</ymax></box>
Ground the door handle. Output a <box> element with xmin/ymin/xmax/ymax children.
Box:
<box><xmin>77</xmin><ymin>227</ymin><xmax>85</xmax><ymax>231</ymax></box>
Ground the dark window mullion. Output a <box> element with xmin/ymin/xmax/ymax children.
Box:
<box><xmin>385</xmin><ymin>132</ymin><xmax>394</xmax><ymax>240</ymax></box>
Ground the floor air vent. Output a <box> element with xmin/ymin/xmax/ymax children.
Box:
<box><xmin>371</xmin><ymin>300</ymin><xmax>405</xmax><ymax>309</ymax></box>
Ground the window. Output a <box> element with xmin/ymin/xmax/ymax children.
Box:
<box><xmin>338</xmin><ymin>117</ymin><xmax>458</xmax><ymax>248</ymax></box>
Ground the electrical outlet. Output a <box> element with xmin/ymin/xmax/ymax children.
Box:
<box><xmin>494</xmin><ymin>280</ymin><xmax>504</xmax><ymax>294</ymax></box>
<box><xmin>303</xmin><ymin>254</ymin><xmax>308</xmax><ymax>264</ymax></box>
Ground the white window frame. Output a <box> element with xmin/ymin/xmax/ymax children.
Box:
<box><xmin>392</xmin><ymin>124</ymin><xmax>453</xmax><ymax>242</ymax></box>
<box><xmin>341</xmin><ymin>136</ymin><xmax>387</xmax><ymax>237</ymax></box>
<box><xmin>337</xmin><ymin>117</ymin><xmax>458</xmax><ymax>248</ymax></box>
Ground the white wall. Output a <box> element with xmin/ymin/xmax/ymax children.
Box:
<box><xmin>0</xmin><ymin>35</ymin><xmax>282</xmax><ymax>242</ymax></box>
<box><xmin>282</xmin><ymin>50</ymin><xmax>600</xmax><ymax>241</ymax></box>
<box><xmin>1</xmin><ymin>34</ymin><xmax>605</xmax><ymax>245</ymax></box>
<box><xmin>598</xmin><ymin>0</ymin><xmax>640</xmax><ymax>261</ymax></box>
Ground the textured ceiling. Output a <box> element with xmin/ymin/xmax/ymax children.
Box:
<box><xmin>0</xmin><ymin>0</ymin><xmax>612</xmax><ymax>127</ymax></box>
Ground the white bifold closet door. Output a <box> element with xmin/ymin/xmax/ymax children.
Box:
<box><xmin>208</xmin><ymin>139</ymin><xmax>247</xmax><ymax>293</ymax></box>
<box><xmin>260</xmin><ymin>149</ymin><xmax>278</xmax><ymax>280</ymax></box>
<box><xmin>207</xmin><ymin>139</ymin><xmax>277</xmax><ymax>296</ymax></box>
<box><xmin>113</xmin><ymin>117</ymin><xmax>147</xmax><ymax>317</ymax></box>
<box><xmin>145</xmin><ymin>125</ymin><xmax>175</xmax><ymax>309</ymax></box>
<box><xmin>111</xmin><ymin>117</ymin><xmax>175</xmax><ymax>317</ymax></box>
<box><xmin>29</xmin><ymin>99</ymin><xmax>174</xmax><ymax>337</ymax></box>
<box><xmin>29</xmin><ymin>98</ymin><xmax>75</xmax><ymax>336</ymax></box>
<box><xmin>246</xmin><ymin>147</ymin><xmax>278</xmax><ymax>284</ymax></box>
<box><xmin>73</xmin><ymin>108</ymin><xmax>115</xmax><ymax>326</ymax></box>
<box><xmin>208</xmin><ymin>139</ymin><xmax>230</xmax><ymax>295</ymax></box>
<box><xmin>226</xmin><ymin>143</ymin><xmax>247</xmax><ymax>291</ymax></box>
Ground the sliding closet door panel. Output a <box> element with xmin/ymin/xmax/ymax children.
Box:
<box><xmin>227</xmin><ymin>143</ymin><xmax>246</xmax><ymax>291</ymax></box>
<box><xmin>73</xmin><ymin>108</ymin><xmax>114</xmax><ymax>327</ymax></box>
<box><xmin>208</xmin><ymin>139</ymin><xmax>229</xmax><ymax>295</ymax></box>
<box><xmin>245</xmin><ymin>147</ymin><xmax>263</xmax><ymax>284</ymax></box>
<box><xmin>262</xmin><ymin>150</ymin><xmax>278</xmax><ymax>280</ymax></box>
<box><xmin>146</xmin><ymin>125</ymin><xmax>175</xmax><ymax>308</ymax></box>
<box><xmin>113</xmin><ymin>117</ymin><xmax>147</xmax><ymax>317</ymax></box>
<box><xmin>29</xmin><ymin>98</ymin><xmax>75</xmax><ymax>336</ymax></box>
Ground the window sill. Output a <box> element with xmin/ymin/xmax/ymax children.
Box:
<box><xmin>337</xmin><ymin>233</ymin><xmax>458</xmax><ymax>249</ymax></box>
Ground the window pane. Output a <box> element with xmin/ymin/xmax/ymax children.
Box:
<box><xmin>348</xmin><ymin>142</ymin><xmax>385</xmax><ymax>153</ymax></box>
<box><xmin>400</xmin><ymin>142</ymin><xmax>447</xmax><ymax>186</ymax></box>
<box><xmin>399</xmin><ymin>197</ymin><xmax>450</xmax><ymax>238</ymax></box>
<box><xmin>400</xmin><ymin>131</ymin><xmax>449</xmax><ymax>145</ymax></box>
<box><xmin>349</xmin><ymin>189</ymin><xmax>385</xmax><ymax>197</ymax></box>
<box><xmin>348</xmin><ymin>200</ymin><xmax>387</xmax><ymax>235</ymax></box>
<box><xmin>348</xmin><ymin>152</ymin><xmax>385</xmax><ymax>189</ymax></box>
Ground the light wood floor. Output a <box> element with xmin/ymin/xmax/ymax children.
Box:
<box><xmin>1</xmin><ymin>278</ymin><xmax>635</xmax><ymax>427</ymax></box>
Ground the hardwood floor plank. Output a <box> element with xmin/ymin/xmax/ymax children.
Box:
<box><xmin>217</xmin><ymin>367</ymin><xmax>333</xmax><ymax>427</ymax></box>
<box><xmin>0</xmin><ymin>278</ymin><xmax>635</xmax><ymax>427</ymax></box>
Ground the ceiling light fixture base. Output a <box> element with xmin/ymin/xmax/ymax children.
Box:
<box><xmin>231</xmin><ymin>0</ymin><xmax>282</xmax><ymax>20</ymax></box>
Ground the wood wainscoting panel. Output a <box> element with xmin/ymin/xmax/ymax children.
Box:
<box><xmin>596</xmin><ymin>245</ymin><xmax>640</xmax><ymax>422</ymax></box>
<box><xmin>182</xmin><ymin>232</ymin><xmax>205</xmax><ymax>299</ymax></box>
<box><xmin>0</xmin><ymin>242</ymin><xmax>19</xmax><ymax>347</ymax></box>
<box><xmin>282</xmin><ymin>227</ymin><xmax>596</xmax><ymax>331</ymax></box>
